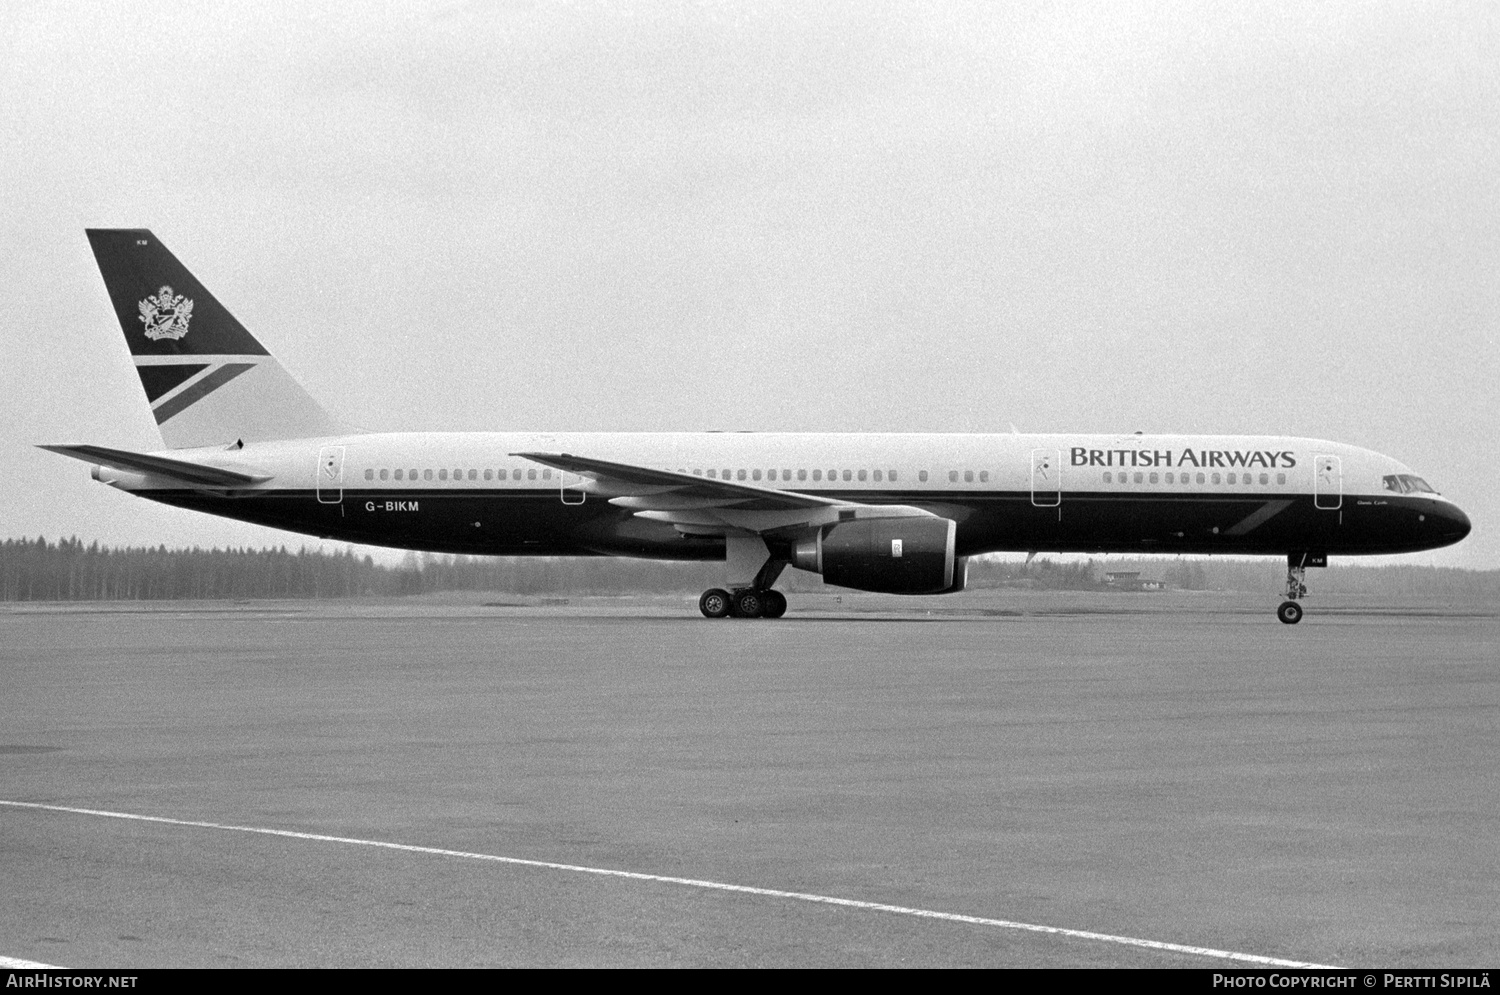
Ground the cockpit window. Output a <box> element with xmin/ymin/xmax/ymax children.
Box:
<box><xmin>1382</xmin><ymin>474</ymin><xmax>1438</xmax><ymax>495</ymax></box>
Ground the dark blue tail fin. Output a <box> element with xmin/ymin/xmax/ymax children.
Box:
<box><xmin>86</xmin><ymin>229</ymin><xmax>340</xmax><ymax>448</ymax></box>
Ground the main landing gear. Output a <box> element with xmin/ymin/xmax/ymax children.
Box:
<box><xmin>701</xmin><ymin>535</ymin><xmax>791</xmax><ymax>619</ymax></box>
<box><xmin>699</xmin><ymin>587</ymin><xmax>788</xmax><ymax>619</ymax></box>
<box><xmin>1276</xmin><ymin>553</ymin><xmax>1318</xmax><ymax>625</ymax></box>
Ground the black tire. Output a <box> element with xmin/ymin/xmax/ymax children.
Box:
<box><xmin>732</xmin><ymin>589</ymin><xmax>764</xmax><ymax>618</ymax></box>
<box><xmin>699</xmin><ymin>588</ymin><xmax>731</xmax><ymax>619</ymax></box>
<box><xmin>1277</xmin><ymin>600</ymin><xmax>1304</xmax><ymax>625</ymax></box>
<box><xmin>761</xmin><ymin>590</ymin><xmax>787</xmax><ymax>619</ymax></box>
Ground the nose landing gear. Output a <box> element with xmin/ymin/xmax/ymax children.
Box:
<box><xmin>1277</xmin><ymin>552</ymin><xmax>1323</xmax><ymax>624</ymax></box>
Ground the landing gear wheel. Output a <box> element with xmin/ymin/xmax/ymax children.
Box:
<box><xmin>732</xmin><ymin>589</ymin><xmax>764</xmax><ymax>619</ymax></box>
<box><xmin>1277</xmin><ymin>600</ymin><xmax>1304</xmax><ymax>625</ymax></box>
<box><xmin>761</xmin><ymin>590</ymin><xmax>787</xmax><ymax>619</ymax></box>
<box><xmin>699</xmin><ymin>588</ymin><xmax>731</xmax><ymax>619</ymax></box>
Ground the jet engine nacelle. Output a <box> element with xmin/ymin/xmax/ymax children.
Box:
<box><xmin>791</xmin><ymin>516</ymin><xmax>957</xmax><ymax>594</ymax></box>
<box><xmin>937</xmin><ymin>556</ymin><xmax>968</xmax><ymax>594</ymax></box>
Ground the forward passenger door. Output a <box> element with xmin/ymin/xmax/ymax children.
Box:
<box><xmin>1030</xmin><ymin>449</ymin><xmax>1061</xmax><ymax>508</ymax></box>
<box><xmin>1314</xmin><ymin>455</ymin><xmax>1341</xmax><ymax>511</ymax></box>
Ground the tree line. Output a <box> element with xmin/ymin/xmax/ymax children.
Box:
<box><xmin>1</xmin><ymin>536</ymin><xmax>1495</xmax><ymax>601</ymax></box>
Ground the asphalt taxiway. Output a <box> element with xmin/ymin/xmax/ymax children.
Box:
<box><xmin>2</xmin><ymin>592</ymin><xmax>1496</xmax><ymax>967</ymax></box>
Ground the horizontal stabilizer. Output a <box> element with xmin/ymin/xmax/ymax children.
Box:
<box><xmin>39</xmin><ymin>444</ymin><xmax>271</xmax><ymax>488</ymax></box>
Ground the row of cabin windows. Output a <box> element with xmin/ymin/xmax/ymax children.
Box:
<box><xmin>361</xmin><ymin>467</ymin><xmax>936</xmax><ymax>484</ymax></box>
<box><xmin>357</xmin><ymin>467</ymin><xmax>1007</xmax><ymax>484</ymax></box>
<box><xmin>1102</xmin><ymin>470</ymin><xmax>1288</xmax><ymax>486</ymax></box>
<box><xmin>364</xmin><ymin>467</ymin><xmax>554</xmax><ymax>482</ymax></box>
<box><xmin>360</xmin><ymin>467</ymin><xmax>1288</xmax><ymax>487</ymax></box>
<box><xmin>692</xmin><ymin>468</ymin><xmax>900</xmax><ymax>482</ymax></box>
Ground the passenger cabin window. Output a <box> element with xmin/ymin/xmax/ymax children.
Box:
<box><xmin>979</xmin><ymin>471</ymin><xmax>989</xmax><ymax>483</ymax></box>
<box><xmin>842</xmin><ymin>470</ymin><xmax>852</xmax><ymax>481</ymax></box>
<box><xmin>1103</xmin><ymin>471</ymin><xmax>1113</xmax><ymax>483</ymax></box>
<box><xmin>873</xmin><ymin>470</ymin><xmax>882</xmax><ymax>482</ymax></box>
<box><xmin>1164</xmin><ymin>472</ymin><xmax>1173</xmax><ymax>483</ymax></box>
<box><xmin>858</xmin><ymin>470</ymin><xmax>867</xmax><ymax>482</ymax></box>
<box><xmin>1277</xmin><ymin>472</ymin><xmax>1286</xmax><ymax>485</ymax></box>
<box><xmin>1211</xmin><ymin>473</ymin><xmax>1220</xmax><ymax>484</ymax></box>
<box><xmin>949</xmin><ymin>470</ymin><xmax>959</xmax><ymax>482</ymax></box>
<box><xmin>737</xmin><ymin>469</ymin><xmax>747</xmax><ymax>481</ymax></box>
<box><xmin>1149</xmin><ymin>472</ymin><xmax>1158</xmax><ymax>484</ymax></box>
<box><xmin>798</xmin><ymin>469</ymin><xmax>807</xmax><ymax>481</ymax></box>
<box><xmin>963</xmin><ymin>470</ymin><xmax>973</xmax><ymax>483</ymax></box>
<box><xmin>813</xmin><ymin>470</ymin><xmax>822</xmax><ymax>481</ymax></box>
<box><xmin>752</xmin><ymin>469</ymin><xmax>762</xmax><ymax>481</ymax></box>
<box><xmin>889</xmin><ymin>470</ymin><xmax>898</xmax><ymax>481</ymax></box>
<box><xmin>424</xmin><ymin>469</ymin><xmax>434</xmax><ymax>481</ymax></box>
<box><xmin>542</xmin><ymin>469</ymin><xmax>551</xmax><ymax>481</ymax></box>
<box><xmin>365</xmin><ymin>469</ymin><xmax>374</xmax><ymax>481</ymax></box>
<box><xmin>380</xmin><ymin>469</ymin><xmax>389</xmax><ymax>481</ymax></box>
<box><xmin>394</xmin><ymin>469</ymin><xmax>404</xmax><ymax>481</ymax></box>
<box><xmin>1134</xmin><ymin>472</ymin><xmax>1143</xmax><ymax>483</ymax></box>
<box><xmin>919</xmin><ymin>471</ymin><xmax>928</xmax><ymax>482</ymax></box>
<box><xmin>1196</xmin><ymin>472</ymin><xmax>1206</xmax><ymax>484</ymax></box>
<box><xmin>528</xmin><ymin>469</ymin><xmax>537</xmax><ymax>480</ymax></box>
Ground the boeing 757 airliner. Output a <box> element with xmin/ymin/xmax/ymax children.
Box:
<box><xmin>43</xmin><ymin>230</ymin><xmax>1471</xmax><ymax>623</ymax></box>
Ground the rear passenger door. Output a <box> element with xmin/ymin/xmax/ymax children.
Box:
<box><xmin>317</xmin><ymin>446</ymin><xmax>345</xmax><ymax>505</ymax></box>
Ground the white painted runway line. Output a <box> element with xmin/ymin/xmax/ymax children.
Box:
<box><xmin>0</xmin><ymin>955</ymin><xmax>62</xmax><ymax>969</ymax></box>
<box><xmin>2</xmin><ymin>799</ymin><xmax>1339</xmax><ymax>968</ymax></box>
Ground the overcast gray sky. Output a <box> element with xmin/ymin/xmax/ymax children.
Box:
<box><xmin>3</xmin><ymin>0</ymin><xmax>1496</xmax><ymax>567</ymax></box>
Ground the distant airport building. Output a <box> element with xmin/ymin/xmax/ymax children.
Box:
<box><xmin>1102</xmin><ymin>571</ymin><xmax>1166</xmax><ymax>592</ymax></box>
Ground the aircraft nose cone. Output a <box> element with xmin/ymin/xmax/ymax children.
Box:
<box><xmin>1444</xmin><ymin>505</ymin><xmax>1472</xmax><ymax>542</ymax></box>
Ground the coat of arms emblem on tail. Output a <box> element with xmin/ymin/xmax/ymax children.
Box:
<box><xmin>138</xmin><ymin>285</ymin><xmax>194</xmax><ymax>341</ymax></box>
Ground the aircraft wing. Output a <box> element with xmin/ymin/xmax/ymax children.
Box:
<box><xmin>39</xmin><ymin>444</ymin><xmax>271</xmax><ymax>488</ymax></box>
<box><xmin>512</xmin><ymin>451</ymin><xmax>936</xmax><ymax>535</ymax></box>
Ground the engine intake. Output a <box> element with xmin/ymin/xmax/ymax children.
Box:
<box><xmin>792</xmin><ymin>516</ymin><xmax>957</xmax><ymax>594</ymax></box>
